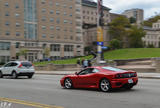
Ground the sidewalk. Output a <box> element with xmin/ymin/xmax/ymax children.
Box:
<box><xmin>35</xmin><ymin>71</ymin><xmax>160</xmax><ymax>79</ymax></box>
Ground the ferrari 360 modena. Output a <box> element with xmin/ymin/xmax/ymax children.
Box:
<box><xmin>60</xmin><ymin>66</ymin><xmax>138</xmax><ymax>92</ymax></box>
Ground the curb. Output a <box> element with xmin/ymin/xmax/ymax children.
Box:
<box><xmin>138</xmin><ymin>76</ymin><xmax>160</xmax><ymax>79</ymax></box>
<box><xmin>35</xmin><ymin>73</ymin><xmax>70</xmax><ymax>75</ymax></box>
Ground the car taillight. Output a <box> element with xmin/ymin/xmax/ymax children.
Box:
<box><xmin>32</xmin><ymin>64</ymin><xmax>34</xmax><ymax>67</ymax></box>
<box><xmin>134</xmin><ymin>72</ymin><xmax>137</xmax><ymax>77</ymax></box>
<box><xmin>18</xmin><ymin>64</ymin><xmax>22</xmax><ymax>68</ymax></box>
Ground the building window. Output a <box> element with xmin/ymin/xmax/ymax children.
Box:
<box><xmin>5</xmin><ymin>21</ymin><xmax>10</xmax><ymax>26</ymax></box>
<box><xmin>15</xmin><ymin>42</ymin><xmax>20</xmax><ymax>48</ymax></box>
<box><xmin>56</xmin><ymin>19</ymin><xmax>60</xmax><ymax>24</ymax></box>
<box><xmin>5</xmin><ymin>2</ymin><xmax>9</xmax><ymax>7</ymax></box>
<box><xmin>56</xmin><ymin>3</ymin><xmax>59</xmax><ymax>6</ymax></box>
<box><xmin>42</xmin><ymin>34</ymin><xmax>46</xmax><ymax>38</ymax></box>
<box><xmin>56</xmin><ymin>10</ymin><xmax>60</xmax><ymax>15</ymax></box>
<box><xmin>50</xmin><ymin>34</ymin><xmax>54</xmax><ymax>38</ymax></box>
<box><xmin>15</xmin><ymin>13</ymin><xmax>20</xmax><ymax>17</ymax></box>
<box><xmin>50</xmin><ymin>26</ymin><xmax>54</xmax><ymax>30</ymax></box>
<box><xmin>41</xmin><ymin>0</ymin><xmax>46</xmax><ymax>4</ymax></box>
<box><xmin>56</xmin><ymin>26</ymin><xmax>60</xmax><ymax>31</ymax></box>
<box><xmin>0</xmin><ymin>42</ymin><xmax>10</xmax><ymax>50</ymax></box>
<box><xmin>42</xmin><ymin>16</ymin><xmax>46</xmax><ymax>21</ymax></box>
<box><xmin>70</xmin><ymin>20</ymin><xmax>72</xmax><ymax>24</ymax></box>
<box><xmin>42</xmin><ymin>26</ymin><xmax>46</xmax><ymax>30</ymax></box>
<box><xmin>76</xmin><ymin>8</ymin><xmax>80</xmax><ymax>12</ymax></box>
<box><xmin>69</xmin><ymin>6</ymin><xmax>72</xmax><ymax>9</ymax></box>
<box><xmin>63</xmin><ymin>4</ymin><xmax>67</xmax><ymax>8</ymax></box>
<box><xmin>49</xmin><ymin>1</ymin><xmax>53</xmax><ymax>6</ymax></box>
<box><xmin>16</xmin><ymin>23</ymin><xmax>20</xmax><ymax>27</ymax></box>
<box><xmin>64</xmin><ymin>45</ymin><xmax>73</xmax><ymax>52</ymax></box>
<box><xmin>70</xmin><ymin>36</ymin><xmax>73</xmax><ymax>40</ymax></box>
<box><xmin>15</xmin><ymin>4</ymin><xmax>19</xmax><ymax>8</ymax></box>
<box><xmin>5</xmin><ymin>12</ymin><xmax>9</xmax><ymax>16</ymax></box>
<box><xmin>69</xmin><ymin>14</ymin><xmax>72</xmax><ymax>17</ymax></box>
<box><xmin>64</xmin><ymin>20</ymin><xmax>68</xmax><ymax>24</ymax></box>
<box><xmin>5</xmin><ymin>31</ymin><xmax>10</xmax><ymax>36</ymax></box>
<box><xmin>50</xmin><ymin>44</ymin><xmax>60</xmax><ymax>51</ymax></box>
<box><xmin>64</xmin><ymin>12</ymin><xmax>67</xmax><ymax>16</ymax></box>
<box><xmin>42</xmin><ymin>8</ymin><xmax>46</xmax><ymax>13</ymax></box>
<box><xmin>16</xmin><ymin>32</ymin><xmax>20</xmax><ymax>36</ymax></box>
<box><xmin>50</xmin><ymin>10</ymin><xmax>54</xmax><ymax>14</ymax></box>
<box><xmin>50</xmin><ymin>18</ymin><xmax>54</xmax><ymax>22</ymax></box>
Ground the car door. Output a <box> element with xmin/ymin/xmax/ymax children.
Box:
<box><xmin>1</xmin><ymin>62</ymin><xmax>12</xmax><ymax>75</ymax></box>
<box><xmin>76</xmin><ymin>68</ymin><xmax>98</xmax><ymax>88</ymax></box>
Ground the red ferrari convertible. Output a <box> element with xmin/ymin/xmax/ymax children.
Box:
<box><xmin>60</xmin><ymin>66</ymin><xmax>138</xmax><ymax>92</ymax></box>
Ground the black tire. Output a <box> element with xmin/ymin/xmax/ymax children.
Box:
<box><xmin>64</xmin><ymin>78</ymin><xmax>73</xmax><ymax>89</ymax></box>
<box><xmin>28</xmin><ymin>75</ymin><xmax>33</xmax><ymax>79</ymax></box>
<box><xmin>99</xmin><ymin>78</ymin><xmax>111</xmax><ymax>92</ymax></box>
<box><xmin>125</xmin><ymin>85</ymin><xmax>133</xmax><ymax>90</ymax></box>
<box><xmin>0</xmin><ymin>71</ymin><xmax>3</xmax><ymax>78</ymax></box>
<box><xmin>12</xmin><ymin>71</ymin><xmax>18</xmax><ymax>79</ymax></box>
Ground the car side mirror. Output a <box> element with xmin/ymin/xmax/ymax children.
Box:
<box><xmin>75</xmin><ymin>72</ymin><xmax>78</xmax><ymax>75</ymax></box>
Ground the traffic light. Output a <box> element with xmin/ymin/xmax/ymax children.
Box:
<box><xmin>99</xmin><ymin>18</ymin><xmax>104</xmax><ymax>26</ymax></box>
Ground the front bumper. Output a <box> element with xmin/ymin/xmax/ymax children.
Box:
<box><xmin>111</xmin><ymin>77</ymin><xmax>138</xmax><ymax>88</ymax></box>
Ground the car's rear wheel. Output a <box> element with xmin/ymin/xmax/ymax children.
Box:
<box><xmin>0</xmin><ymin>71</ymin><xmax>3</xmax><ymax>78</ymax></box>
<box><xmin>28</xmin><ymin>75</ymin><xmax>33</xmax><ymax>79</ymax></box>
<box><xmin>64</xmin><ymin>78</ymin><xmax>73</xmax><ymax>89</ymax></box>
<box><xmin>125</xmin><ymin>85</ymin><xmax>133</xmax><ymax>90</ymax></box>
<box><xmin>99</xmin><ymin>78</ymin><xmax>111</xmax><ymax>92</ymax></box>
<box><xmin>12</xmin><ymin>71</ymin><xmax>18</xmax><ymax>79</ymax></box>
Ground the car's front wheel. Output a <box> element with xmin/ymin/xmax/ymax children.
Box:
<box><xmin>64</xmin><ymin>78</ymin><xmax>73</xmax><ymax>89</ymax></box>
<box><xmin>12</xmin><ymin>71</ymin><xmax>18</xmax><ymax>79</ymax></box>
<box><xmin>99</xmin><ymin>78</ymin><xmax>111</xmax><ymax>92</ymax></box>
<box><xmin>0</xmin><ymin>71</ymin><xmax>3</xmax><ymax>78</ymax></box>
<box><xmin>28</xmin><ymin>75</ymin><xmax>33</xmax><ymax>79</ymax></box>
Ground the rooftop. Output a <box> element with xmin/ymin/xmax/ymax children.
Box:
<box><xmin>82</xmin><ymin>0</ymin><xmax>111</xmax><ymax>11</ymax></box>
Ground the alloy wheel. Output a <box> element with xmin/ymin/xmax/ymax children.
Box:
<box><xmin>64</xmin><ymin>78</ymin><xmax>73</xmax><ymax>89</ymax></box>
<box><xmin>100</xmin><ymin>79</ymin><xmax>111</xmax><ymax>92</ymax></box>
<box><xmin>12</xmin><ymin>72</ymin><xmax>17</xmax><ymax>79</ymax></box>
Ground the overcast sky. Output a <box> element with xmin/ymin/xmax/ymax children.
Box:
<box><xmin>93</xmin><ymin>0</ymin><xmax>160</xmax><ymax>20</ymax></box>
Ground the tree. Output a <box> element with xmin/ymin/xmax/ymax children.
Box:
<box><xmin>16</xmin><ymin>48</ymin><xmax>28</xmax><ymax>60</ymax></box>
<box><xmin>108</xmin><ymin>16</ymin><xmax>131</xmax><ymax>48</ymax></box>
<box><xmin>109</xmin><ymin>39</ymin><xmax>121</xmax><ymax>49</ymax></box>
<box><xmin>128</xmin><ymin>26</ymin><xmax>146</xmax><ymax>48</ymax></box>
<box><xmin>147</xmin><ymin>44</ymin><xmax>155</xmax><ymax>48</ymax></box>
<box><xmin>44</xmin><ymin>47</ymin><xmax>50</xmax><ymax>58</ymax></box>
<box><xmin>143</xmin><ymin>15</ymin><xmax>160</xmax><ymax>27</ymax></box>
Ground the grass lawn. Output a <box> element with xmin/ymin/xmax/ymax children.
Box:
<box><xmin>104</xmin><ymin>48</ymin><xmax>160</xmax><ymax>60</ymax></box>
<box><xmin>34</xmin><ymin>55</ymin><xmax>93</xmax><ymax>66</ymax></box>
<box><xmin>34</xmin><ymin>48</ymin><xmax>160</xmax><ymax>66</ymax></box>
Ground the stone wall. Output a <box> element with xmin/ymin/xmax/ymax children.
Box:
<box><xmin>35</xmin><ymin>64</ymin><xmax>77</xmax><ymax>71</ymax></box>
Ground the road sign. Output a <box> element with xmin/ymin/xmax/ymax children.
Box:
<box><xmin>101</xmin><ymin>46</ymin><xmax>108</xmax><ymax>49</ymax></box>
<box><xmin>97</xmin><ymin>42</ymin><xmax>104</xmax><ymax>46</ymax></box>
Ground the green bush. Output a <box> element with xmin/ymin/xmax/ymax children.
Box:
<box><xmin>109</xmin><ymin>39</ymin><xmax>122</xmax><ymax>49</ymax></box>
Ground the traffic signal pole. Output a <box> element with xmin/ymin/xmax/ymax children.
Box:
<box><xmin>97</xmin><ymin>0</ymin><xmax>103</xmax><ymax>64</ymax></box>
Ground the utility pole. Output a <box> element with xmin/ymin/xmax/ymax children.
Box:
<box><xmin>97</xmin><ymin>0</ymin><xmax>104</xmax><ymax>64</ymax></box>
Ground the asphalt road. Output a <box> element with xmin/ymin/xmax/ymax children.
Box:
<box><xmin>0</xmin><ymin>75</ymin><xmax>160</xmax><ymax>108</ymax></box>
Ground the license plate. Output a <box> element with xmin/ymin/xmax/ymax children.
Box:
<box><xmin>128</xmin><ymin>79</ymin><xmax>133</xmax><ymax>83</ymax></box>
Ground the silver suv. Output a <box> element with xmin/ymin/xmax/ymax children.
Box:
<box><xmin>0</xmin><ymin>61</ymin><xmax>35</xmax><ymax>79</ymax></box>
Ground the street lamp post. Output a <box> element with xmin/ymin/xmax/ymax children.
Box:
<box><xmin>97</xmin><ymin>0</ymin><xmax>104</xmax><ymax>64</ymax></box>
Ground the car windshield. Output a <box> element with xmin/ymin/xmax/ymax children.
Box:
<box><xmin>21</xmin><ymin>62</ymin><xmax>32</xmax><ymax>67</ymax></box>
<box><xmin>102</xmin><ymin>67</ymin><xmax>126</xmax><ymax>72</ymax></box>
